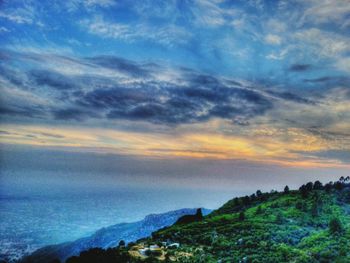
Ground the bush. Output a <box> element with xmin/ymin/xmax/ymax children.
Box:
<box><xmin>239</xmin><ymin>211</ymin><xmax>245</xmax><ymax>221</ymax></box>
<box><xmin>255</xmin><ymin>206</ymin><xmax>263</xmax><ymax>215</ymax></box>
<box><xmin>313</xmin><ymin>181</ymin><xmax>323</xmax><ymax>190</ymax></box>
<box><xmin>295</xmin><ymin>201</ymin><xmax>303</xmax><ymax>210</ymax></box>
<box><xmin>299</xmin><ymin>185</ymin><xmax>308</xmax><ymax>198</ymax></box>
<box><xmin>118</xmin><ymin>240</ymin><xmax>125</xmax><ymax>247</ymax></box>
<box><xmin>284</xmin><ymin>186</ymin><xmax>290</xmax><ymax>194</ymax></box>
<box><xmin>275</xmin><ymin>212</ymin><xmax>284</xmax><ymax>224</ymax></box>
<box><xmin>329</xmin><ymin>217</ymin><xmax>343</xmax><ymax>234</ymax></box>
<box><xmin>334</xmin><ymin>182</ymin><xmax>344</xmax><ymax>191</ymax></box>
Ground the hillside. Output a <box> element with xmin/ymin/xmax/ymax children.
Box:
<box><xmin>20</xmin><ymin>208</ymin><xmax>211</xmax><ymax>263</ymax></box>
<box><xmin>56</xmin><ymin>178</ymin><xmax>350</xmax><ymax>263</ymax></box>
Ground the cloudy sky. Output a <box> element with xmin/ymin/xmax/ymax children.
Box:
<box><xmin>0</xmin><ymin>0</ymin><xmax>349</xmax><ymax>193</ymax></box>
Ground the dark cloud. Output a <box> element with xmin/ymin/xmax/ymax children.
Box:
<box><xmin>39</xmin><ymin>132</ymin><xmax>65</xmax><ymax>139</ymax></box>
<box><xmin>0</xmin><ymin>66</ymin><xmax>26</xmax><ymax>87</ymax></box>
<box><xmin>314</xmin><ymin>150</ymin><xmax>350</xmax><ymax>163</ymax></box>
<box><xmin>209</xmin><ymin>105</ymin><xmax>243</xmax><ymax>118</ymax></box>
<box><xmin>52</xmin><ymin>108</ymin><xmax>94</xmax><ymax>121</ymax></box>
<box><xmin>306</xmin><ymin>128</ymin><xmax>350</xmax><ymax>141</ymax></box>
<box><xmin>78</xmin><ymin>86</ymin><xmax>158</xmax><ymax>109</ymax></box>
<box><xmin>0</xmin><ymin>50</ymin><xmax>11</xmax><ymax>61</ymax></box>
<box><xmin>87</xmin><ymin>56</ymin><xmax>151</xmax><ymax>77</ymax></box>
<box><xmin>0</xmin><ymin>130</ymin><xmax>11</xmax><ymax>135</ymax></box>
<box><xmin>107</xmin><ymin>103</ymin><xmax>176</xmax><ymax>123</ymax></box>
<box><xmin>1</xmin><ymin>50</ymin><xmax>322</xmax><ymax>126</ymax></box>
<box><xmin>0</xmin><ymin>130</ymin><xmax>65</xmax><ymax>139</ymax></box>
<box><xmin>304</xmin><ymin>76</ymin><xmax>350</xmax><ymax>86</ymax></box>
<box><xmin>29</xmin><ymin>70</ymin><xmax>79</xmax><ymax>90</ymax></box>
<box><xmin>304</xmin><ymin>76</ymin><xmax>332</xmax><ymax>83</ymax></box>
<box><xmin>186</xmin><ymin>74</ymin><xmax>220</xmax><ymax>86</ymax></box>
<box><xmin>297</xmin><ymin>150</ymin><xmax>350</xmax><ymax>164</ymax></box>
<box><xmin>289</xmin><ymin>64</ymin><xmax>312</xmax><ymax>72</ymax></box>
<box><xmin>224</xmin><ymin>79</ymin><xmax>243</xmax><ymax>87</ymax></box>
<box><xmin>68</xmin><ymin>73</ymin><xmax>274</xmax><ymax>125</ymax></box>
<box><xmin>0</xmin><ymin>105</ymin><xmax>43</xmax><ymax>118</ymax></box>
<box><xmin>267</xmin><ymin>90</ymin><xmax>316</xmax><ymax>105</ymax></box>
<box><xmin>25</xmin><ymin>134</ymin><xmax>37</xmax><ymax>138</ymax></box>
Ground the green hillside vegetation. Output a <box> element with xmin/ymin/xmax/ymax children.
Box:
<box><xmin>62</xmin><ymin>177</ymin><xmax>350</xmax><ymax>263</ymax></box>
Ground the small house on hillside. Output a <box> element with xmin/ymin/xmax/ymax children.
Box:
<box><xmin>167</xmin><ymin>243</ymin><xmax>180</xmax><ymax>249</ymax></box>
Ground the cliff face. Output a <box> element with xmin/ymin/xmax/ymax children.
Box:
<box><xmin>21</xmin><ymin>208</ymin><xmax>211</xmax><ymax>263</ymax></box>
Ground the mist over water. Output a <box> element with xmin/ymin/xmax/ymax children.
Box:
<box><xmin>0</xmin><ymin>184</ymin><xmax>232</xmax><ymax>261</ymax></box>
<box><xmin>0</xmin><ymin>145</ymin><xmax>347</xmax><ymax>261</ymax></box>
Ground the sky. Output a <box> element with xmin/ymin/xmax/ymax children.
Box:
<box><xmin>0</xmin><ymin>0</ymin><xmax>349</xmax><ymax>195</ymax></box>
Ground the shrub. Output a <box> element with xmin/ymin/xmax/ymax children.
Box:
<box><xmin>313</xmin><ymin>181</ymin><xmax>323</xmax><ymax>190</ymax></box>
<box><xmin>255</xmin><ymin>206</ymin><xmax>263</xmax><ymax>215</ymax></box>
<box><xmin>118</xmin><ymin>240</ymin><xmax>125</xmax><ymax>247</ymax></box>
<box><xmin>239</xmin><ymin>211</ymin><xmax>245</xmax><ymax>221</ymax></box>
<box><xmin>299</xmin><ymin>185</ymin><xmax>308</xmax><ymax>198</ymax></box>
<box><xmin>275</xmin><ymin>212</ymin><xmax>284</xmax><ymax>224</ymax></box>
<box><xmin>329</xmin><ymin>217</ymin><xmax>343</xmax><ymax>234</ymax></box>
<box><xmin>284</xmin><ymin>185</ymin><xmax>290</xmax><ymax>194</ymax></box>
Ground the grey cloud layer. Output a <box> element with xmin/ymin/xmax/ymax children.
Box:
<box><xmin>0</xmin><ymin>50</ymin><xmax>319</xmax><ymax>126</ymax></box>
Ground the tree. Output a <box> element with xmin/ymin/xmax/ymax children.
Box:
<box><xmin>313</xmin><ymin>180</ymin><xmax>323</xmax><ymax>190</ymax></box>
<box><xmin>275</xmin><ymin>212</ymin><xmax>283</xmax><ymax>224</ymax></box>
<box><xmin>255</xmin><ymin>206</ymin><xmax>263</xmax><ymax>215</ymax></box>
<box><xmin>295</xmin><ymin>201</ymin><xmax>307</xmax><ymax>212</ymax></box>
<box><xmin>334</xmin><ymin>181</ymin><xmax>344</xmax><ymax>191</ymax></box>
<box><xmin>176</xmin><ymin>208</ymin><xmax>203</xmax><ymax>224</ymax></box>
<box><xmin>118</xmin><ymin>240</ymin><xmax>125</xmax><ymax>247</ymax></box>
<box><xmin>195</xmin><ymin>208</ymin><xmax>203</xmax><ymax>221</ymax></box>
<box><xmin>284</xmin><ymin>185</ymin><xmax>290</xmax><ymax>194</ymax></box>
<box><xmin>311</xmin><ymin>202</ymin><xmax>319</xmax><ymax>217</ymax></box>
<box><xmin>250</xmin><ymin>193</ymin><xmax>256</xmax><ymax>201</ymax></box>
<box><xmin>324</xmin><ymin>182</ymin><xmax>333</xmax><ymax>192</ymax></box>
<box><xmin>329</xmin><ymin>217</ymin><xmax>343</xmax><ymax>234</ymax></box>
<box><xmin>344</xmin><ymin>190</ymin><xmax>350</xmax><ymax>203</ymax></box>
<box><xmin>242</xmin><ymin>196</ymin><xmax>251</xmax><ymax>206</ymax></box>
<box><xmin>299</xmin><ymin>185</ymin><xmax>308</xmax><ymax>198</ymax></box>
<box><xmin>256</xmin><ymin>190</ymin><xmax>262</xmax><ymax>197</ymax></box>
<box><xmin>295</xmin><ymin>201</ymin><xmax>303</xmax><ymax>210</ymax></box>
<box><xmin>305</xmin><ymin>182</ymin><xmax>313</xmax><ymax>191</ymax></box>
<box><xmin>238</xmin><ymin>211</ymin><xmax>245</xmax><ymax>221</ymax></box>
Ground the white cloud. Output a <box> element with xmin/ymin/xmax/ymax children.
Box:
<box><xmin>264</xmin><ymin>34</ymin><xmax>282</xmax><ymax>45</ymax></box>
<box><xmin>81</xmin><ymin>16</ymin><xmax>192</xmax><ymax>47</ymax></box>
<box><xmin>0</xmin><ymin>3</ymin><xmax>44</xmax><ymax>27</ymax></box>
<box><xmin>301</xmin><ymin>0</ymin><xmax>350</xmax><ymax>26</ymax></box>
<box><xmin>84</xmin><ymin>0</ymin><xmax>115</xmax><ymax>7</ymax></box>
<box><xmin>247</xmin><ymin>0</ymin><xmax>264</xmax><ymax>10</ymax></box>
<box><xmin>190</xmin><ymin>0</ymin><xmax>239</xmax><ymax>27</ymax></box>
<box><xmin>265</xmin><ymin>19</ymin><xmax>287</xmax><ymax>33</ymax></box>
<box><xmin>193</xmin><ymin>1</ymin><xmax>227</xmax><ymax>26</ymax></box>
<box><xmin>65</xmin><ymin>0</ymin><xmax>116</xmax><ymax>12</ymax></box>
<box><xmin>266</xmin><ymin>48</ymin><xmax>288</xmax><ymax>60</ymax></box>
<box><xmin>0</xmin><ymin>12</ymin><xmax>33</xmax><ymax>24</ymax></box>
<box><xmin>0</xmin><ymin>26</ymin><xmax>10</xmax><ymax>33</ymax></box>
<box><xmin>84</xmin><ymin>17</ymin><xmax>129</xmax><ymax>39</ymax></box>
<box><xmin>231</xmin><ymin>19</ymin><xmax>244</xmax><ymax>28</ymax></box>
<box><xmin>336</xmin><ymin>57</ymin><xmax>350</xmax><ymax>73</ymax></box>
<box><xmin>294</xmin><ymin>28</ymin><xmax>350</xmax><ymax>59</ymax></box>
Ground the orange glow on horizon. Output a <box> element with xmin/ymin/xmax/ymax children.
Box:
<box><xmin>1</xmin><ymin>123</ymin><xmax>349</xmax><ymax>169</ymax></box>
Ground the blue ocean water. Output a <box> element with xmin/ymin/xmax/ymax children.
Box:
<box><xmin>0</xmin><ymin>188</ymin><xmax>231</xmax><ymax>261</ymax></box>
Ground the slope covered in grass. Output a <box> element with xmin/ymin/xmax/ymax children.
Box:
<box><xmin>64</xmin><ymin>178</ymin><xmax>350</xmax><ymax>263</ymax></box>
